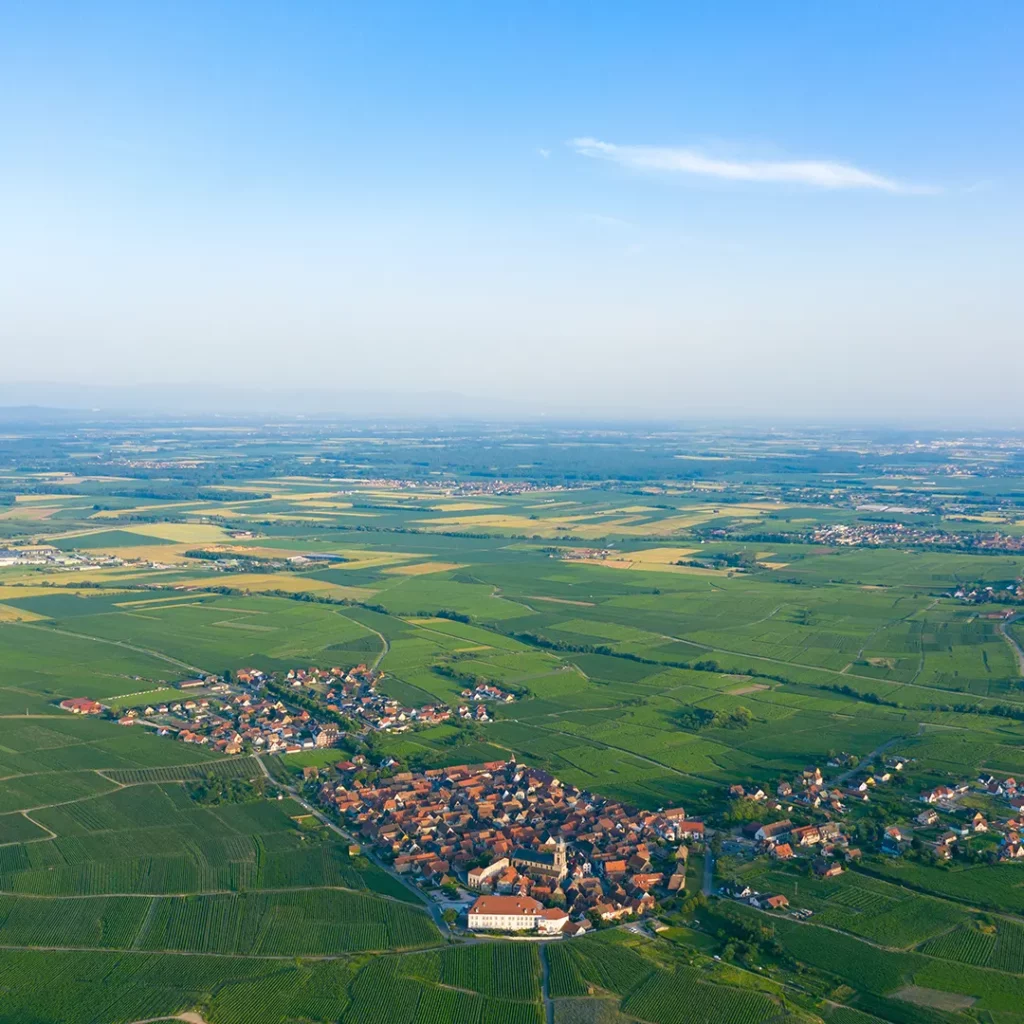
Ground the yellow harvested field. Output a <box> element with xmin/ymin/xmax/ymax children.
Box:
<box><xmin>728</xmin><ymin>683</ymin><xmax>769</xmax><ymax>695</ymax></box>
<box><xmin>381</xmin><ymin>561</ymin><xmax>465</xmax><ymax>576</ymax></box>
<box><xmin>569</xmin><ymin>557</ymin><xmax>733</xmax><ymax>576</ymax></box>
<box><xmin>0</xmin><ymin>505</ymin><xmax>62</xmax><ymax>521</ymax></box>
<box><xmin>0</xmin><ymin>566</ymin><xmax>154</xmax><ymax>586</ymax></box>
<box><xmin>14</xmin><ymin>493</ymin><xmax>84</xmax><ymax>503</ymax></box>
<box><xmin>431</xmin><ymin>502</ymin><xmax>503</xmax><ymax>512</ymax></box>
<box><xmin>330</xmin><ymin>550</ymin><xmax>426</xmax><ymax>570</ymax></box>
<box><xmin>0</xmin><ymin>603</ymin><xmax>48</xmax><ymax>622</ymax></box>
<box><xmin>0</xmin><ymin>585</ymin><xmax>129</xmax><ymax>601</ymax></box>
<box><xmin>526</xmin><ymin>595</ymin><xmax>596</xmax><ymax>607</ymax></box>
<box><xmin>175</xmin><ymin>573</ymin><xmax>377</xmax><ymax>600</ymax></box>
<box><xmin>255</xmin><ymin>511</ymin><xmax>379</xmax><ymax>523</ymax></box>
<box><xmin>114</xmin><ymin>594</ymin><xmax>205</xmax><ymax>608</ymax></box>
<box><xmin>414</xmin><ymin>514</ymin><xmax>543</xmax><ymax>529</ymax></box>
<box><xmin>453</xmin><ymin>645</ymin><xmax>493</xmax><ymax>653</ymax></box>
<box><xmin>626</xmin><ymin>547</ymin><xmax>698</xmax><ymax>564</ymax></box>
<box><xmin>108</xmin><ymin>545</ymin><xmax>195</xmax><ymax>563</ymax></box>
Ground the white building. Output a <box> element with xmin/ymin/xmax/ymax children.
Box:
<box><xmin>468</xmin><ymin>895</ymin><xmax>543</xmax><ymax>931</ymax></box>
<box><xmin>467</xmin><ymin>857</ymin><xmax>509</xmax><ymax>891</ymax></box>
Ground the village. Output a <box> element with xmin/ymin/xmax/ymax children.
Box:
<box><xmin>58</xmin><ymin>665</ymin><xmax>1024</xmax><ymax>938</ymax></box>
<box><xmin>713</xmin><ymin>753</ymin><xmax>1024</xmax><ymax>920</ymax></box>
<box><xmin>58</xmin><ymin>660</ymin><xmax>518</xmax><ymax>754</ymax></box>
<box><xmin>317</xmin><ymin>757</ymin><xmax>704</xmax><ymax>936</ymax></box>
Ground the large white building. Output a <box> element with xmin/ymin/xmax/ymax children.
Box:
<box><xmin>467</xmin><ymin>857</ymin><xmax>509</xmax><ymax>891</ymax></box>
<box><xmin>467</xmin><ymin>895</ymin><xmax>569</xmax><ymax>934</ymax></box>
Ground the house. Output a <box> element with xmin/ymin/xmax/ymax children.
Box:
<box><xmin>313</xmin><ymin>724</ymin><xmax>340</xmax><ymax>748</ymax></box>
<box><xmin>771</xmin><ymin>843</ymin><xmax>795</xmax><ymax>861</ymax></box>
<box><xmin>562</xmin><ymin>920</ymin><xmax>591</xmax><ymax>938</ymax></box>
<box><xmin>755</xmin><ymin>820</ymin><xmax>792</xmax><ymax>843</ymax></box>
<box><xmin>675</xmin><ymin>821</ymin><xmax>705</xmax><ymax>839</ymax></box>
<box><xmin>813</xmin><ymin>859</ymin><xmax>843</xmax><ymax>879</ymax></box>
<box><xmin>761</xmin><ymin>894</ymin><xmax>789</xmax><ymax>910</ymax></box>
<box><xmin>790</xmin><ymin>825</ymin><xmax>821</xmax><ymax>847</ymax></box>
<box><xmin>920</xmin><ymin>786</ymin><xmax>954</xmax><ymax>805</ymax></box>
<box><xmin>537</xmin><ymin>907</ymin><xmax>570</xmax><ymax>935</ymax></box>
<box><xmin>916</xmin><ymin>809</ymin><xmax>939</xmax><ymax>827</ymax></box>
<box><xmin>666</xmin><ymin>870</ymin><xmax>687</xmax><ymax>892</ymax></box>
<box><xmin>882</xmin><ymin>826</ymin><xmax>908</xmax><ymax>855</ymax></box>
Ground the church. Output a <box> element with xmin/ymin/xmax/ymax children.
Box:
<box><xmin>511</xmin><ymin>837</ymin><xmax>568</xmax><ymax>882</ymax></box>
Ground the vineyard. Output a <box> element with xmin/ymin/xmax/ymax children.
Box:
<box><xmin>398</xmin><ymin>942</ymin><xmax>542</xmax><ymax>1001</ymax></box>
<box><xmin>621</xmin><ymin>965</ymin><xmax>777</xmax><ymax>1024</ymax></box>
<box><xmin>771</xmin><ymin>920</ymin><xmax>921</xmax><ymax>994</ymax></box>
<box><xmin>918</xmin><ymin>918</ymin><xmax>1024</xmax><ymax>975</ymax></box>
<box><xmin>920</xmin><ymin>924</ymin><xmax>997</xmax><ymax>966</ymax></box>
<box><xmin>343</xmin><ymin>955</ymin><xmax>543</xmax><ymax>1024</ymax></box>
<box><xmin>101</xmin><ymin>757</ymin><xmax>261</xmax><ymax>784</ymax></box>
<box><xmin>137</xmin><ymin>888</ymin><xmax>439</xmax><ymax>954</ymax></box>
<box><xmin>0</xmin><ymin>889</ymin><xmax>437</xmax><ymax>955</ymax></box>
<box><xmin>548</xmin><ymin>932</ymin><xmax>657</xmax><ymax>997</ymax></box>
<box><xmin>547</xmin><ymin>942</ymin><xmax>590</xmax><ymax>998</ymax></box>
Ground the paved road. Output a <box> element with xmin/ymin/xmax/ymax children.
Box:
<box><xmin>254</xmin><ymin>755</ymin><xmax>452</xmax><ymax>937</ymax></box>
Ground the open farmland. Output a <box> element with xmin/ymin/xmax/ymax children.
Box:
<box><xmin>1</xmin><ymin>420</ymin><xmax>1023</xmax><ymax>1022</ymax></box>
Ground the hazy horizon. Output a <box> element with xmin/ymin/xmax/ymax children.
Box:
<box><xmin>2</xmin><ymin>3</ymin><xmax>1022</xmax><ymax>420</ymax></box>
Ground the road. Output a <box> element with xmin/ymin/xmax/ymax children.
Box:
<box><xmin>702</xmin><ymin>839</ymin><xmax>715</xmax><ymax>896</ymax></box>
<box><xmin>835</xmin><ymin>736</ymin><xmax>902</xmax><ymax>785</ymax></box>
<box><xmin>1000</xmin><ymin>612</ymin><xmax>1024</xmax><ymax>677</ymax></box>
<box><xmin>338</xmin><ymin>612</ymin><xmax>389</xmax><ymax>672</ymax></box>
<box><xmin>253</xmin><ymin>755</ymin><xmax>452</xmax><ymax>938</ymax></box>
<box><xmin>540</xmin><ymin>943</ymin><xmax>554</xmax><ymax>1024</ymax></box>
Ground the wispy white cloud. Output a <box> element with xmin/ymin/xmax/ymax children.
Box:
<box><xmin>579</xmin><ymin>212</ymin><xmax>632</xmax><ymax>228</ymax></box>
<box><xmin>537</xmin><ymin>147</ymin><xmax>551</xmax><ymax>159</ymax></box>
<box><xmin>569</xmin><ymin>137</ymin><xmax>936</xmax><ymax>194</ymax></box>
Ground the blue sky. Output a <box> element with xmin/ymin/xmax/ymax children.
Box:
<box><xmin>1</xmin><ymin>2</ymin><xmax>1021</xmax><ymax>418</ymax></box>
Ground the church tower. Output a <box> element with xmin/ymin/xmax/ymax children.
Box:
<box><xmin>554</xmin><ymin>837</ymin><xmax>567</xmax><ymax>878</ymax></box>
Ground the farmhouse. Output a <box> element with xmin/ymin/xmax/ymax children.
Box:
<box><xmin>59</xmin><ymin>697</ymin><xmax>104</xmax><ymax>715</ymax></box>
<box><xmin>755</xmin><ymin>820</ymin><xmax>792</xmax><ymax>843</ymax></box>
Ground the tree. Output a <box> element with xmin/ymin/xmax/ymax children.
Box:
<box><xmin>442</xmin><ymin>908</ymin><xmax>458</xmax><ymax>925</ymax></box>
